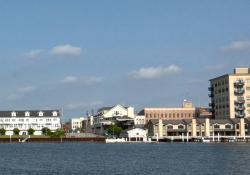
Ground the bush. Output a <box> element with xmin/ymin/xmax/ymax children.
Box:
<box><xmin>0</xmin><ymin>128</ymin><xmax>6</xmax><ymax>135</ymax></box>
<box><xmin>50</xmin><ymin>128</ymin><xmax>65</xmax><ymax>137</ymax></box>
<box><xmin>13</xmin><ymin>128</ymin><xmax>20</xmax><ymax>135</ymax></box>
<box><xmin>107</xmin><ymin>124</ymin><xmax>122</xmax><ymax>137</ymax></box>
<box><xmin>41</xmin><ymin>127</ymin><xmax>51</xmax><ymax>136</ymax></box>
<box><xmin>28</xmin><ymin>128</ymin><xmax>35</xmax><ymax>135</ymax></box>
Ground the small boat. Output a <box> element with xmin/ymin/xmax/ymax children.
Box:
<box><xmin>105</xmin><ymin>138</ymin><xmax>126</xmax><ymax>143</ymax></box>
<box><xmin>201</xmin><ymin>138</ymin><xmax>210</xmax><ymax>143</ymax></box>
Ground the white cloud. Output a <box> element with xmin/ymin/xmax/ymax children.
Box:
<box><xmin>62</xmin><ymin>76</ymin><xmax>78</xmax><ymax>83</ymax></box>
<box><xmin>51</xmin><ymin>44</ymin><xmax>83</xmax><ymax>56</ymax></box>
<box><xmin>66</xmin><ymin>101</ymin><xmax>102</xmax><ymax>110</ymax></box>
<box><xmin>222</xmin><ymin>40</ymin><xmax>250</xmax><ymax>51</ymax></box>
<box><xmin>62</xmin><ymin>76</ymin><xmax>103</xmax><ymax>85</ymax></box>
<box><xmin>24</xmin><ymin>49</ymin><xmax>43</xmax><ymax>59</ymax></box>
<box><xmin>130</xmin><ymin>65</ymin><xmax>181</xmax><ymax>79</ymax></box>
<box><xmin>17</xmin><ymin>86</ymin><xmax>36</xmax><ymax>93</ymax></box>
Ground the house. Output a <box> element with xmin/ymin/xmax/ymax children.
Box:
<box><xmin>120</xmin><ymin>128</ymin><xmax>147</xmax><ymax>141</ymax></box>
<box><xmin>0</xmin><ymin>110</ymin><xmax>61</xmax><ymax>135</ymax></box>
<box><xmin>92</xmin><ymin>104</ymin><xmax>135</xmax><ymax>135</ymax></box>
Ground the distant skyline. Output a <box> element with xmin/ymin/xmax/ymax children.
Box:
<box><xmin>0</xmin><ymin>1</ymin><xmax>250</xmax><ymax>120</ymax></box>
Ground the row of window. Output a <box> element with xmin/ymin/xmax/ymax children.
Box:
<box><xmin>146</xmin><ymin>113</ymin><xmax>194</xmax><ymax>119</ymax></box>
<box><xmin>0</xmin><ymin>118</ymin><xmax>58</xmax><ymax>122</ymax></box>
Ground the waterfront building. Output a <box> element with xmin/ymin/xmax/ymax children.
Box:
<box><xmin>0</xmin><ymin>110</ymin><xmax>61</xmax><ymax>135</ymax></box>
<box><xmin>92</xmin><ymin>104</ymin><xmax>135</xmax><ymax>135</ymax></box>
<box><xmin>147</xmin><ymin>118</ymin><xmax>249</xmax><ymax>138</ymax></box>
<box><xmin>120</xmin><ymin>128</ymin><xmax>147</xmax><ymax>141</ymax></box>
<box><xmin>71</xmin><ymin>117</ymin><xmax>85</xmax><ymax>132</ymax></box>
<box><xmin>140</xmin><ymin>100</ymin><xmax>196</xmax><ymax>124</ymax></box>
<box><xmin>209</xmin><ymin>68</ymin><xmax>250</xmax><ymax>119</ymax></box>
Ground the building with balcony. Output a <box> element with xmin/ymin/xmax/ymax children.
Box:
<box><xmin>92</xmin><ymin>104</ymin><xmax>135</xmax><ymax>135</ymax></box>
<box><xmin>0</xmin><ymin>110</ymin><xmax>61</xmax><ymax>135</ymax></box>
<box><xmin>147</xmin><ymin>118</ymin><xmax>249</xmax><ymax>138</ymax></box>
<box><xmin>209</xmin><ymin>68</ymin><xmax>250</xmax><ymax>119</ymax></box>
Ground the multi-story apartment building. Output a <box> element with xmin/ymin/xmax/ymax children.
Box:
<box><xmin>140</xmin><ymin>100</ymin><xmax>196</xmax><ymax>124</ymax></box>
<box><xmin>209</xmin><ymin>68</ymin><xmax>250</xmax><ymax>119</ymax></box>
<box><xmin>0</xmin><ymin>110</ymin><xmax>61</xmax><ymax>135</ymax></box>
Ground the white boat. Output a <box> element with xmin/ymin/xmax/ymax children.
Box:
<box><xmin>105</xmin><ymin>138</ymin><xmax>126</xmax><ymax>143</ymax></box>
<box><xmin>202</xmin><ymin>138</ymin><xmax>211</xmax><ymax>143</ymax></box>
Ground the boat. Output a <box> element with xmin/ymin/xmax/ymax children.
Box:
<box><xmin>201</xmin><ymin>137</ymin><xmax>211</xmax><ymax>143</ymax></box>
<box><xmin>105</xmin><ymin>138</ymin><xmax>126</xmax><ymax>143</ymax></box>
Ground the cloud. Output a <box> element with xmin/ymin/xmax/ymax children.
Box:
<box><xmin>7</xmin><ymin>86</ymin><xmax>36</xmax><ymax>101</ymax></box>
<box><xmin>24</xmin><ymin>49</ymin><xmax>43</xmax><ymax>59</ymax></box>
<box><xmin>51</xmin><ymin>44</ymin><xmax>83</xmax><ymax>56</ymax></box>
<box><xmin>62</xmin><ymin>76</ymin><xmax>103</xmax><ymax>85</ymax></box>
<box><xmin>130</xmin><ymin>65</ymin><xmax>181</xmax><ymax>79</ymax></box>
<box><xmin>66</xmin><ymin>101</ymin><xmax>102</xmax><ymax>110</ymax></box>
<box><xmin>17</xmin><ymin>86</ymin><xmax>36</xmax><ymax>93</ymax></box>
<box><xmin>222</xmin><ymin>40</ymin><xmax>250</xmax><ymax>51</ymax></box>
<box><xmin>62</xmin><ymin>76</ymin><xmax>78</xmax><ymax>83</ymax></box>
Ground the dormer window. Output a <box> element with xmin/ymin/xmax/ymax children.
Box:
<box><xmin>25</xmin><ymin>111</ymin><xmax>30</xmax><ymax>117</ymax></box>
<box><xmin>11</xmin><ymin>111</ymin><xmax>16</xmax><ymax>117</ymax></box>
<box><xmin>52</xmin><ymin>111</ymin><xmax>58</xmax><ymax>116</ymax></box>
<box><xmin>38</xmin><ymin>111</ymin><xmax>44</xmax><ymax>117</ymax></box>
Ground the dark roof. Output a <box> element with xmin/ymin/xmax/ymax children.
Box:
<box><xmin>0</xmin><ymin>110</ymin><xmax>60</xmax><ymax>118</ymax></box>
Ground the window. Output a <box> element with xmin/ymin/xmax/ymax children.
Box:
<box><xmin>246</xmin><ymin>87</ymin><xmax>250</xmax><ymax>91</ymax></box>
<box><xmin>25</xmin><ymin>111</ymin><xmax>30</xmax><ymax>117</ymax></box>
<box><xmin>178</xmin><ymin>125</ymin><xmax>184</xmax><ymax>129</ymax></box>
<box><xmin>225</xmin><ymin>124</ymin><xmax>232</xmax><ymax>129</ymax></box>
<box><xmin>39</xmin><ymin>111</ymin><xmax>44</xmax><ymax>117</ymax></box>
<box><xmin>11</xmin><ymin>112</ymin><xmax>16</xmax><ymax>117</ymax></box>
<box><xmin>167</xmin><ymin>125</ymin><xmax>173</xmax><ymax>129</ymax></box>
<box><xmin>214</xmin><ymin>124</ymin><xmax>220</xmax><ymax>129</ymax></box>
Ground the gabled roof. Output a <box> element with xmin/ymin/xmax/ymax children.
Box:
<box><xmin>0</xmin><ymin>110</ymin><xmax>60</xmax><ymax>118</ymax></box>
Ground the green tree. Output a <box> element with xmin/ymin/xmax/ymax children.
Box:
<box><xmin>13</xmin><ymin>128</ymin><xmax>20</xmax><ymax>135</ymax></box>
<box><xmin>28</xmin><ymin>128</ymin><xmax>35</xmax><ymax>135</ymax></box>
<box><xmin>0</xmin><ymin>128</ymin><xmax>6</xmax><ymax>135</ymax></box>
<box><xmin>54</xmin><ymin>128</ymin><xmax>65</xmax><ymax>137</ymax></box>
<box><xmin>41</xmin><ymin>127</ymin><xmax>51</xmax><ymax>136</ymax></box>
<box><xmin>107</xmin><ymin>124</ymin><xmax>122</xmax><ymax>137</ymax></box>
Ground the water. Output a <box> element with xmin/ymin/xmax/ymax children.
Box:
<box><xmin>0</xmin><ymin>142</ymin><xmax>250</xmax><ymax>175</ymax></box>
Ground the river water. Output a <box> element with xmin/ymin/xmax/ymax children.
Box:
<box><xmin>0</xmin><ymin>142</ymin><xmax>249</xmax><ymax>175</ymax></box>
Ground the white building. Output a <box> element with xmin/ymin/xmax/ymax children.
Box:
<box><xmin>93</xmin><ymin>104</ymin><xmax>135</xmax><ymax>134</ymax></box>
<box><xmin>71</xmin><ymin>117</ymin><xmax>85</xmax><ymax>131</ymax></box>
<box><xmin>0</xmin><ymin>110</ymin><xmax>61</xmax><ymax>135</ymax></box>
<box><xmin>120</xmin><ymin>128</ymin><xmax>148</xmax><ymax>141</ymax></box>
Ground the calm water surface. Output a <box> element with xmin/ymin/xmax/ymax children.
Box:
<box><xmin>0</xmin><ymin>142</ymin><xmax>250</xmax><ymax>175</ymax></box>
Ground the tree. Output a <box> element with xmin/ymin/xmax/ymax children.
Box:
<box><xmin>54</xmin><ymin>128</ymin><xmax>65</xmax><ymax>137</ymax></box>
<box><xmin>41</xmin><ymin>127</ymin><xmax>51</xmax><ymax>136</ymax></box>
<box><xmin>0</xmin><ymin>128</ymin><xmax>6</xmax><ymax>135</ymax></box>
<box><xmin>107</xmin><ymin>124</ymin><xmax>122</xmax><ymax>137</ymax></box>
<box><xmin>13</xmin><ymin>128</ymin><xmax>20</xmax><ymax>135</ymax></box>
<box><xmin>28</xmin><ymin>128</ymin><xmax>35</xmax><ymax>135</ymax></box>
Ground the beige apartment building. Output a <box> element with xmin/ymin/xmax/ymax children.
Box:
<box><xmin>141</xmin><ymin>100</ymin><xmax>196</xmax><ymax>123</ymax></box>
<box><xmin>209</xmin><ymin>68</ymin><xmax>250</xmax><ymax>119</ymax></box>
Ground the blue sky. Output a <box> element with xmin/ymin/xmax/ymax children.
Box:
<box><xmin>0</xmin><ymin>1</ymin><xmax>250</xmax><ymax>121</ymax></box>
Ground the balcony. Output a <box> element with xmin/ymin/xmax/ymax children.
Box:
<box><xmin>208</xmin><ymin>87</ymin><xmax>214</xmax><ymax>91</ymax></box>
<box><xmin>235</xmin><ymin>113</ymin><xmax>245</xmax><ymax>118</ymax></box>
<box><xmin>209</xmin><ymin>103</ymin><xmax>215</xmax><ymax>107</ymax></box>
<box><xmin>235</xmin><ymin>99</ymin><xmax>245</xmax><ymax>104</ymax></box>
<box><xmin>234</xmin><ymin>80</ymin><xmax>244</xmax><ymax>87</ymax></box>
<box><xmin>234</xmin><ymin>89</ymin><xmax>245</xmax><ymax>95</ymax></box>
<box><xmin>235</xmin><ymin>106</ymin><xmax>245</xmax><ymax>111</ymax></box>
<box><xmin>208</xmin><ymin>93</ymin><xmax>214</xmax><ymax>98</ymax></box>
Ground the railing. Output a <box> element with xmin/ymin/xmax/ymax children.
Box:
<box><xmin>234</xmin><ymin>89</ymin><xmax>245</xmax><ymax>95</ymax></box>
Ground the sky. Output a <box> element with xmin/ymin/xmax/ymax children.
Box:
<box><xmin>0</xmin><ymin>1</ymin><xmax>250</xmax><ymax>121</ymax></box>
